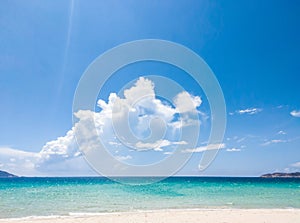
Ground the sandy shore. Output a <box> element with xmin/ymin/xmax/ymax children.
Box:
<box><xmin>1</xmin><ymin>209</ymin><xmax>300</xmax><ymax>223</ymax></box>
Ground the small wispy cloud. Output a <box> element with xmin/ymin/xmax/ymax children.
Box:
<box><xmin>236</xmin><ymin>137</ymin><xmax>246</xmax><ymax>143</ymax></box>
<box><xmin>227</xmin><ymin>135</ymin><xmax>257</xmax><ymax>144</ymax></box>
<box><xmin>230</xmin><ymin>108</ymin><xmax>262</xmax><ymax>115</ymax></box>
<box><xmin>135</xmin><ymin>140</ymin><xmax>187</xmax><ymax>152</ymax></box>
<box><xmin>115</xmin><ymin>155</ymin><xmax>132</xmax><ymax>161</ymax></box>
<box><xmin>290</xmin><ymin>161</ymin><xmax>300</xmax><ymax>168</ymax></box>
<box><xmin>290</xmin><ymin>110</ymin><xmax>300</xmax><ymax>118</ymax></box>
<box><xmin>182</xmin><ymin>143</ymin><xmax>226</xmax><ymax>153</ymax></box>
<box><xmin>277</xmin><ymin>130</ymin><xmax>287</xmax><ymax>135</ymax></box>
<box><xmin>261</xmin><ymin>139</ymin><xmax>287</xmax><ymax>146</ymax></box>
<box><xmin>226</xmin><ymin>148</ymin><xmax>241</xmax><ymax>152</ymax></box>
<box><xmin>108</xmin><ymin>141</ymin><xmax>122</xmax><ymax>146</ymax></box>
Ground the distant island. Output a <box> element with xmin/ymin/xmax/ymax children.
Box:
<box><xmin>0</xmin><ymin>170</ymin><xmax>17</xmax><ymax>178</ymax></box>
<box><xmin>261</xmin><ymin>172</ymin><xmax>300</xmax><ymax>178</ymax></box>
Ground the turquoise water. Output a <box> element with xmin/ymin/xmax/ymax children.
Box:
<box><xmin>0</xmin><ymin>177</ymin><xmax>299</xmax><ymax>218</ymax></box>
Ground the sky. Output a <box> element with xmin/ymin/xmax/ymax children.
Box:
<box><xmin>0</xmin><ymin>0</ymin><xmax>300</xmax><ymax>176</ymax></box>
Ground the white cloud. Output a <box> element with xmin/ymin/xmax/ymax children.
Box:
<box><xmin>37</xmin><ymin>128</ymin><xmax>77</xmax><ymax>165</ymax></box>
<box><xmin>290</xmin><ymin>162</ymin><xmax>300</xmax><ymax>168</ymax></box>
<box><xmin>182</xmin><ymin>143</ymin><xmax>226</xmax><ymax>153</ymax></box>
<box><xmin>123</xmin><ymin>77</ymin><xmax>155</xmax><ymax>105</ymax></box>
<box><xmin>261</xmin><ymin>139</ymin><xmax>287</xmax><ymax>146</ymax></box>
<box><xmin>173</xmin><ymin>91</ymin><xmax>202</xmax><ymax>113</ymax></box>
<box><xmin>115</xmin><ymin>155</ymin><xmax>132</xmax><ymax>161</ymax></box>
<box><xmin>0</xmin><ymin>147</ymin><xmax>39</xmax><ymax>176</ymax></box>
<box><xmin>226</xmin><ymin>148</ymin><xmax>241</xmax><ymax>152</ymax></box>
<box><xmin>277</xmin><ymin>130</ymin><xmax>287</xmax><ymax>135</ymax></box>
<box><xmin>290</xmin><ymin>110</ymin><xmax>300</xmax><ymax>117</ymax></box>
<box><xmin>169</xmin><ymin>118</ymin><xmax>200</xmax><ymax>129</ymax></box>
<box><xmin>230</xmin><ymin>108</ymin><xmax>262</xmax><ymax>115</ymax></box>
<box><xmin>91</xmin><ymin>77</ymin><xmax>201</xmax><ymax>153</ymax></box>
<box><xmin>236</xmin><ymin>137</ymin><xmax>246</xmax><ymax>143</ymax></box>
<box><xmin>0</xmin><ymin>146</ymin><xmax>95</xmax><ymax>176</ymax></box>
<box><xmin>0</xmin><ymin>147</ymin><xmax>39</xmax><ymax>158</ymax></box>
<box><xmin>135</xmin><ymin>139</ymin><xmax>187</xmax><ymax>151</ymax></box>
<box><xmin>0</xmin><ymin>77</ymin><xmax>204</xmax><ymax>176</ymax></box>
<box><xmin>108</xmin><ymin>141</ymin><xmax>122</xmax><ymax>146</ymax></box>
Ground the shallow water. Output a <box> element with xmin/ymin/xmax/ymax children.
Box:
<box><xmin>0</xmin><ymin>177</ymin><xmax>299</xmax><ymax>218</ymax></box>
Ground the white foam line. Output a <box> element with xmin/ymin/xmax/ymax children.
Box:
<box><xmin>2</xmin><ymin>208</ymin><xmax>299</xmax><ymax>220</ymax></box>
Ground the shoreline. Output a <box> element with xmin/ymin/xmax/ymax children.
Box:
<box><xmin>1</xmin><ymin>208</ymin><xmax>300</xmax><ymax>223</ymax></box>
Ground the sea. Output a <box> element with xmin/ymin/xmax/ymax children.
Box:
<box><xmin>0</xmin><ymin>177</ymin><xmax>299</xmax><ymax>219</ymax></box>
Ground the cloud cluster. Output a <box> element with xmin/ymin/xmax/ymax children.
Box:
<box><xmin>0</xmin><ymin>77</ymin><xmax>205</xmax><ymax>176</ymax></box>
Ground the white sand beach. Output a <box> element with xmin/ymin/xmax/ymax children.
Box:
<box><xmin>1</xmin><ymin>209</ymin><xmax>299</xmax><ymax>223</ymax></box>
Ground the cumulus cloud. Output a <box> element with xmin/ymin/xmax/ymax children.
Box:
<box><xmin>290</xmin><ymin>110</ymin><xmax>300</xmax><ymax>117</ymax></box>
<box><xmin>97</xmin><ymin>77</ymin><xmax>176</xmax><ymax>123</ymax></box>
<box><xmin>230</xmin><ymin>108</ymin><xmax>262</xmax><ymax>115</ymax></box>
<box><xmin>123</xmin><ymin>77</ymin><xmax>155</xmax><ymax>105</ymax></box>
<box><xmin>1</xmin><ymin>77</ymin><xmax>205</xmax><ymax>176</ymax></box>
<box><xmin>37</xmin><ymin>128</ymin><xmax>77</xmax><ymax>167</ymax></box>
<box><xmin>92</xmin><ymin>77</ymin><xmax>201</xmax><ymax>152</ymax></box>
<box><xmin>182</xmin><ymin>143</ymin><xmax>226</xmax><ymax>153</ymax></box>
<box><xmin>173</xmin><ymin>91</ymin><xmax>202</xmax><ymax>113</ymax></box>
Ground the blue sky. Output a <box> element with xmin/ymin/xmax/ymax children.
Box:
<box><xmin>0</xmin><ymin>0</ymin><xmax>299</xmax><ymax>176</ymax></box>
